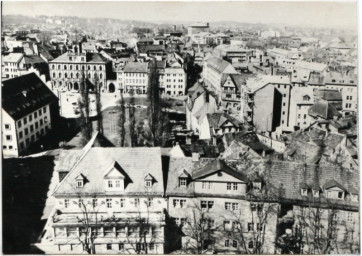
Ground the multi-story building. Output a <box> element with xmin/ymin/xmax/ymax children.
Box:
<box><xmin>220</xmin><ymin>74</ymin><xmax>247</xmax><ymax>116</ymax></box>
<box><xmin>160</xmin><ymin>67</ymin><xmax>186</xmax><ymax>96</ymax></box>
<box><xmin>49</xmin><ymin>52</ymin><xmax>110</xmax><ymax>118</ymax></box>
<box><xmin>289</xmin><ymin>87</ymin><xmax>314</xmax><ymax>130</ymax></box>
<box><xmin>165</xmin><ymin>157</ymin><xmax>279</xmax><ymax>254</ymax></box>
<box><xmin>187</xmin><ymin>22</ymin><xmax>210</xmax><ymax>36</ymax></box>
<box><xmin>2</xmin><ymin>73</ymin><xmax>58</xmax><ymax>158</ymax></box>
<box><xmin>246</xmin><ymin>75</ymin><xmax>292</xmax><ymax>135</ymax></box>
<box><xmin>118</xmin><ymin>62</ymin><xmax>149</xmax><ymax>95</ymax></box>
<box><xmin>203</xmin><ymin>57</ymin><xmax>238</xmax><ymax>93</ymax></box>
<box><xmin>2</xmin><ymin>53</ymin><xmax>23</xmax><ymax>79</ymax></box>
<box><xmin>40</xmin><ymin>147</ymin><xmax>166</xmax><ymax>254</ymax></box>
<box><xmin>324</xmin><ymin>71</ymin><xmax>358</xmax><ymax>115</ymax></box>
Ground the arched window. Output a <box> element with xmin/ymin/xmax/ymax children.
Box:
<box><xmin>88</xmin><ymin>66</ymin><xmax>90</xmax><ymax>70</ymax></box>
<box><xmin>59</xmin><ymin>81</ymin><xmax>62</xmax><ymax>86</ymax></box>
<box><xmin>65</xmin><ymin>73</ymin><xmax>68</xmax><ymax>78</ymax></box>
<box><xmin>70</xmin><ymin>65</ymin><xmax>73</xmax><ymax>70</ymax></box>
<box><xmin>76</xmin><ymin>73</ymin><xmax>79</xmax><ymax>79</ymax></box>
<box><xmin>53</xmin><ymin>72</ymin><xmax>56</xmax><ymax>78</ymax></box>
<box><xmin>59</xmin><ymin>73</ymin><xmax>62</xmax><ymax>78</ymax></box>
<box><xmin>64</xmin><ymin>65</ymin><xmax>67</xmax><ymax>70</ymax></box>
<box><xmin>88</xmin><ymin>73</ymin><xmax>91</xmax><ymax>79</ymax></box>
<box><xmin>100</xmin><ymin>73</ymin><xmax>103</xmax><ymax>79</ymax></box>
<box><xmin>58</xmin><ymin>65</ymin><xmax>60</xmax><ymax>69</ymax></box>
<box><xmin>52</xmin><ymin>64</ymin><xmax>55</xmax><ymax>69</ymax></box>
<box><xmin>70</xmin><ymin>73</ymin><xmax>73</xmax><ymax>79</ymax></box>
<box><xmin>76</xmin><ymin>65</ymin><xmax>79</xmax><ymax>70</ymax></box>
<box><xmin>74</xmin><ymin>82</ymin><xmax>79</xmax><ymax>91</ymax></box>
<box><xmin>94</xmin><ymin>66</ymin><xmax>96</xmax><ymax>71</ymax></box>
<box><xmin>82</xmin><ymin>66</ymin><xmax>85</xmax><ymax>70</ymax></box>
<box><xmin>99</xmin><ymin>66</ymin><xmax>102</xmax><ymax>71</ymax></box>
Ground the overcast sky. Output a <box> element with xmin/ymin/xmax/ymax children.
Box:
<box><xmin>2</xmin><ymin>1</ymin><xmax>358</xmax><ymax>29</ymax></box>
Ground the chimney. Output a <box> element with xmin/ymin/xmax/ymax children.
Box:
<box><xmin>192</xmin><ymin>152</ymin><xmax>200</xmax><ymax>162</ymax></box>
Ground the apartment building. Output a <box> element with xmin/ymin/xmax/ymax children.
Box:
<box><xmin>203</xmin><ymin>57</ymin><xmax>238</xmax><ymax>93</ymax></box>
<box><xmin>2</xmin><ymin>73</ymin><xmax>58</xmax><ymax>158</ymax></box>
<box><xmin>165</xmin><ymin>157</ymin><xmax>279</xmax><ymax>254</ymax></box>
<box><xmin>41</xmin><ymin>147</ymin><xmax>166</xmax><ymax>254</ymax></box>
<box><xmin>246</xmin><ymin>75</ymin><xmax>292</xmax><ymax>135</ymax></box>
<box><xmin>160</xmin><ymin>67</ymin><xmax>186</xmax><ymax>96</ymax></box>
<box><xmin>49</xmin><ymin>52</ymin><xmax>109</xmax><ymax>118</ymax></box>
<box><xmin>2</xmin><ymin>53</ymin><xmax>23</xmax><ymax>79</ymax></box>
<box><xmin>220</xmin><ymin>74</ymin><xmax>247</xmax><ymax>116</ymax></box>
<box><xmin>118</xmin><ymin>62</ymin><xmax>149</xmax><ymax>94</ymax></box>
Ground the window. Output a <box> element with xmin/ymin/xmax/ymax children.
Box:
<box><xmin>34</xmin><ymin>112</ymin><xmax>38</xmax><ymax>118</ymax></box>
<box><xmin>134</xmin><ymin>198</ymin><xmax>140</xmax><ymax>207</ymax></box>
<box><xmin>17</xmin><ymin>120</ymin><xmax>22</xmax><ymax>128</ymax></box>
<box><xmin>5</xmin><ymin>135</ymin><xmax>12</xmax><ymax>141</ymax></box>
<box><xmin>19</xmin><ymin>131</ymin><xmax>23</xmax><ymax>139</ymax></box>
<box><xmin>4</xmin><ymin>124</ymin><xmax>10</xmax><ymax>130</ymax></box>
<box><xmin>39</xmin><ymin>109</ymin><xmax>42</xmax><ymax>116</ymax></box>
<box><xmin>225</xmin><ymin>240</ymin><xmax>229</xmax><ymax>247</ymax></box>
<box><xmin>179</xmin><ymin>178</ymin><xmax>187</xmax><ymax>187</ymax></box>
<box><xmin>3</xmin><ymin>145</ymin><xmax>7</xmax><ymax>150</ymax></box>
<box><xmin>227</xmin><ymin>183</ymin><xmax>231</xmax><ymax>190</ymax></box>
<box><xmin>145</xmin><ymin>180</ymin><xmax>152</xmax><ymax>187</ymax></box>
<box><xmin>232</xmin><ymin>203</ymin><xmax>239</xmax><ymax>210</ymax></box>
<box><xmin>225</xmin><ymin>202</ymin><xmax>231</xmax><ymax>210</ymax></box>
<box><xmin>338</xmin><ymin>191</ymin><xmax>344</xmax><ymax>199</ymax></box>
<box><xmin>23</xmin><ymin>117</ymin><xmax>27</xmax><ymax>125</ymax></box>
<box><xmin>301</xmin><ymin>188</ymin><xmax>308</xmax><ymax>196</ymax></box>
<box><xmin>35</xmin><ymin>122</ymin><xmax>39</xmax><ymax>129</ymax></box>
<box><xmin>256</xmin><ymin>223</ymin><xmax>263</xmax><ymax>231</ymax></box>
<box><xmin>347</xmin><ymin>212</ymin><xmax>353</xmax><ymax>222</ymax></box>
<box><xmin>202</xmin><ymin>181</ymin><xmax>212</xmax><ymax>189</ymax></box>
<box><xmin>180</xmin><ymin>199</ymin><xmax>186</xmax><ymax>208</ymax></box>
<box><xmin>30</xmin><ymin>125</ymin><xmax>34</xmax><ymax>132</ymax></box>
<box><xmin>201</xmin><ymin>201</ymin><xmax>208</xmax><ymax>209</ymax></box>
<box><xmin>248</xmin><ymin>223</ymin><xmax>254</xmax><ymax>232</ymax></box>
<box><xmin>113</xmin><ymin>180</ymin><xmax>120</xmax><ymax>188</ymax></box>
<box><xmin>77</xmin><ymin>179</ymin><xmax>83</xmax><ymax>187</ymax></box>
<box><xmin>119</xmin><ymin>243</ymin><xmax>124</xmax><ymax>250</ymax></box>
<box><xmin>233</xmin><ymin>183</ymin><xmax>238</xmax><ymax>190</ymax></box>
<box><xmin>78</xmin><ymin>199</ymin><xmax>83</xmax><ymax>208</ymax></box>
<box><xmin>248</xmin><ymin>241</ymin><xmax>254</xmax><ymax>249</ymax></box>
<box><xmin>92</xmin><ymin>198</ymin><xmax>98</xmax><ymax>208</ymax></box>
<box><xmin>24</xmin><ymin>128</ymin><xmax>29</xmax><ymax>135</ymax></box>
<box><xmin>108</xmin><ymin>180</ymin><xmax>113</xmax><ymax>188</ymax></box>
<box><xmin>313</xmin><ymin>190</ymin><xmax>319</xmax><ymax>198</ymax></box>
<box><xmin>9</xmin><ymin>146</ymin><xmax>13</xmax><ymax>150</ymax></box>
<box><xmin>106</xmin><ymin>199</ymin><xmax>112</xmax><ymax>208</ymax></box>
<box><xmin>106</xmin><ymin>244</ymin><xmax>112</xmax><ymax>250</ymax></box>
<box><xmin>232</xmin><ymin>240</ymin><xmax>238</xmax><ymax>248</ymax></box>
<box><xmin>64</xmin><ymin>199</ymin><xmax>69</xmax><ymax>208</ymax></box>
<box><xmin>120</xmin><ymin>199</ymin><xmax>125</xmax><ymax>207</ymax></box>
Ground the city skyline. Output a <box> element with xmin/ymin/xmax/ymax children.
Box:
<box><xmin>2</xmin><ymin>1</ymin><xmax>358</xmax><ymax>30</ymax></box>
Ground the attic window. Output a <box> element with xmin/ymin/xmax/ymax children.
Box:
<box><xmin>77</xmin><ymin>180</ymin><xmax>84</xmax><ymax>188</ymax></box>
<box><xmin>253</xmin><ymin>182</ymin><xmax>262</xmax><ymax>190</ymax></box>
<box><xmin>145</xmin><ymin>180</ymin><xmax>152</xmax><ymax>187</ymax></box>
<box><xmin>303</xmin><ymin>95</ymin><xmax>310</xmax><ymax>101</ymax></box>
<box><xmin>179</xmin><ymin>178</ymin><xmax>187</xmax><ymax>187</ymax></box>
<box><xmin>313</xmin><ymin>190</ymin><xmax>319</xmax><ymax>198</ymax></box>
<box><xmin>301</xmin><ymin>188</ymin><xmax>308</xmax><ymax>196</ymax></box>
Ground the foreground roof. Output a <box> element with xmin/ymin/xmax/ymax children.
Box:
<box><xmin>53</xmin><ymin>147</ymin><xmax>164</xmax><ymax>197</ymax></box>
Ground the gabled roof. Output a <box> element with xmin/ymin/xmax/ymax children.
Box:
<box><xmin>123</xmin><ymin>62</ymin><xmax>148</xmax><ymax>73</ymax></box>
<box><xmin>103</xmin><ymin>161</ymin><xmax>127</xmax><ymax>179</ymax></box>
<box><xmin>75</xmin><ymin>173</ymin><xmax>87</xmax><ymax>180</ymax></box>
<box><xmin>206</xmin><ymin>57</ymin><xmax>232</xmax><ymax>74</ymax></box>
<box><xmin>53</xmin><ymin>147</ymin><xmax>164</xmax><ymax>196</ymax></box>
<box><xmin>2</xmin><ymin>73</ymin><xmax>58</xmax><ymax>120</ymax></box>
<box><xmin>192</xmin><ymin>159</ymin><xmax>248</xmax><ymax>182</ymax></box>
<box><xmin>144</xmin><ymin>173</ymin><xmax>156</xmax><ymax>182</ymax></box>
<box><xmin>206</xmin><ymin>112</ymin><xmax>242</xmax><ymax>129</ymax></box>
<box><xmin>308</xmin><ymin>99</ymin><xmax>341</xmax><ymax>120</ymax></box>
<box><xmin>178</xmin><ymin>169</ymin><xmax>191</xmax><ymax>178</ymax></box>
<box><xmin>324</xmin><ymin>180</ymin><xmax>346</xmax><ymax>191</ymax></box>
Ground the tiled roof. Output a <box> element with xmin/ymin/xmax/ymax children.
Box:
<box><xmin>53</xmin><ymin>147</ymin><xmax>164</xmax><ymax>197</ymax></box>
<box><xmin>206</xmin><ymin>112</ymin><xmax>242</xmax><ymax>129</ymax></box>
<box><xmin>23</xmin><ymin>55</ymin><xmax>46</xmax><ymax>65</ymax></box>
<box><xmin>2</xmin><ymin>52</ymin><xmax>23</xmax><ymax>63</ymax></box>
<box><xmin>308</xmin><ymin>99</ymin><xmax>341</xmax><ymax>120</ymax></box>
<box><xmin>123</xmin><ymin>62</ymin><xmax>148</xmax><ymax>73</ymax></box>
<box><xmin>205</xmin><ymin>57</ymin><xmax>231</xmax><ymax>74</ymax></box>
<box><xmin>56</xmin><ymin>150</ymin><xmax>83</xmax><ymax>173</ymax></box>
<box><xmin>2</xmin><ymin>73</ymin><xmax>58</xmax><ymax>120</ymax></box>
<box><xmin>314</xmin><ymin>89</ymin><xmax>342</xmax><ymax>101</ymax></box>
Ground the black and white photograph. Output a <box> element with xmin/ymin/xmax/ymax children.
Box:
<box><xmin>1</xmin><ymin>0</ymin><xmax>360</xmax><ymax>254</ymax></box>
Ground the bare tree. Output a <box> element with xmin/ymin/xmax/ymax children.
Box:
<box><xmin>119</xmin><ymin>89</ymin><xmax>126</xmax><ymax>147</ymax></box>
<box><xmin>128</xmin><ymin>91</ymin><xmax>138</xmax><ymax>147</ymax></box>
<box><xmin>94</xmin><ymin>73</ymin><xmax>103</xmax><ymax>134</ymax></box>
<box><xmin>224</xmin><ymin>186</ymin><xmax>279</xmax><ymax>254</ymax></box>
<box><xmin>78</xmin><ymin>71</ymin><xmax>92</xmax><ymax>145</ymax></box>
<box><xmin>181</xmin><ymin>204</ymin><xmax>218</xmax><ymax>254</ymax></box>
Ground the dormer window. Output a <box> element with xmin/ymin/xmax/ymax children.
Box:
<box><xmin>313</xmin><ymin>190</ymin><xmax>319</xmax><ymax>198</ymax></box>
<box><xmin>179</xmin><ymin>178</ymin><xmax>187</xmax><ymax>187</ymax></box>
<box><xmin>301</xmin><ymin>188</ymin><xmax>308</xmax><ymax>196</ymax></box>
<box><xmin>75</xmin><ymin>173</ymin><xmax>86</xmax><ymax>188</ymax></box>
<box><xmin>103</xmin><ymin>161</ymin><xmax>127</xmax><ymax>191</ymax></box>
<box><xmin>144</xmin><ymin>173</ymin><xmax>155</xmax><ymax>188</ymax></box>
<box><xmin>303</xmin><ymin>95</ymin><xmax>310</xmax><ymax>101</ymax></box>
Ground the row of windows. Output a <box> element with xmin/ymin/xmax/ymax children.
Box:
<box><xmin>125</xmin><ymin>79</ymin><xmax>147</xmax><ymax>84</ymax></box>
<box><xmin>125</xmin><ymin>73</ymin><xmax>146</xmax><ymax>77</ymax></box>
<box><xmin>165</xmin><ymin>79</ymin><xmax>184</xmax><ymax>83</ymax></box>
<box><xmin>2</xmin><ymin>145</ymin><xmax>14</xmax><ymax>150</ymax></box>
<box><xmin>166</xmin><ymin>73</ymin><xmax>183</xmax><ymax>77</ymax></box>
<box><xmin>166</xmin><ymin>85</ymin><xmax>184</xmax><ymax>89</ymax></box>
<box><xmin>52</xmin><ymin>64</ymin><xmax>103</xmax><ymax>71</ymax></box>
<box><xmin>54</xmin><ymin>72</ymin><xmax>103</xmax><ymax>79</ymax></box>
<box><xmin>17</xmin><ymin>107</ymin><xmax>47</xmax><ymax>128</ymax></box>
<box><xmin>64</xmin><ymin>198</ymin><xmax>153</xmax><ymax>209</ymax></box>
<box><xmin>18</xmin><ymin>126</ymin><xmax>49</xmax><ymax>150</ymax></box>
<box><xmin>346</xmin><ymin>96</ymin><xmax>353</xmax><ymax>100</ymax></box>
<box><xmin>18</xmin><ymin>118</ymin><xmax>48</xmax><ymax>139</ymax></box>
